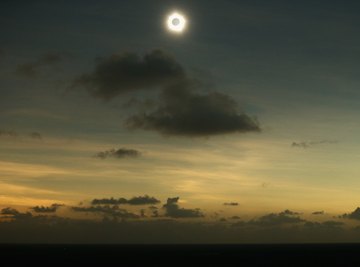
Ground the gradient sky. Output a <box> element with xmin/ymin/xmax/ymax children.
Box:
<box><xmin>1</xmin><ymin>0</ymin><xmax>360</xmax><ymax>243</ymax></box>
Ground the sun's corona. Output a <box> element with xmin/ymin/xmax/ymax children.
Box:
<box><xmin>167</xmin><ymin>12</ymin><xmax>187</xmax><ymax>33</ymax></box>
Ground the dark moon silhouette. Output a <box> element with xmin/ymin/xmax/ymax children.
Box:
<box><xmin>172</xmin><ymin>18</ymin><xmax>180</xmax><ymax>26</ymax></box>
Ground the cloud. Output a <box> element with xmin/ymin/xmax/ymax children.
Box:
<box><xmin>15</xmin><ymin>52</ymin><xmax>63</xmax><ymax>78</ymax></box>
<box><xmin>292</xmin><ymin>140</ymin><xmax>338</xmax><ymax>149</ymax></box>
<box><xmin>91</xmin><ymin>195</ymin><xmax>160</xmax><ymax>206</ymax></box>
<box><xmin>166</xmin><ymin>197</ymin><xmax>180</xmax><ymax>205</ymax></box>
<box><xmin>73</xmin><ymin>50</ymin><xmax>185</xmax><ymax>100</ymax></box>
<box><xmin>75</xmin><ymin>49</ymin><xmax>260</xmax><ymax>137</ymax></box>
<box><xmin>72</xmin><ymin>205</ymin><xmax>139</xmax><ymax>219</ymax></box>
<box><xmin>1</xmin><ymin>207</ymin><xmax>20</xmax><ymax>216</ymax></box>
<box><xmin>312</xmin><ymin>211</ymin><xmax>325</xmax><ymax>215</ymax></box>
<box><xmin>340</xmin><ymin>207</ymin><xmax>360</xmax><ymax>220</ymax></box>
<box><xmin>224</xmin><ymin>202</ymin><xmax>239</xmax><ymax>206</ymax></box>
<box><xmin>230</xmin><ymin>216</ymin><xmax>241</xmax><ymax>220</ymax></box>
<box><xmin>279</xmin><ymin>209</ymin><xmax>300</xmax><ymax>216</ymax></box>
<box><xmin>91</xmin><ymin>197</ymin><xmax>127</xmax><ymax>205</ymax></box>
<box><xmin>0</xmin><ymin>130</ymin><xmax>44</xmax><ymax>141</ymax></box>
<box><xmin>249</xmin><ymin>210</ymin><xmax>304</xmax><ymax>226</ymax></box>
<box><xmin>31</xmin><ymin>204</ymin><xmax>63</xmax><ymax>213</ymax></box>
<box><xmin>15</xmin><ymin>63</ymin><xmax>37</xmax><ymax>77</ymax></box>
<box><xmin>140</xmin><ymin>209</ymin><xmax>146</xmax><ymax>218</ymax></box>
<box><xmin>304</xmin><ymin>220</ymin><xmax>344</xmax><ymax>228</ymax></box>
<box><xmin>29</xmin><ymin>132</ymin><xmax>42</xmax><ymax>140</ymax></box>
<box><xmin>1</xmin><ymin>207</ymin><xmax>32</xmax><ymax>220</ymax></box>
<box><xmin>95</xmin><ymin>148</ymin><xmax>141</xmax><ymax>159</ymax></box>
<box><xmin>0</xmin><ymin>130</ymin><xmax>17</xmax><ymax>138</ymax></box>
<box><xmin>38</xmin><ymin>53</ymin><xmax>63</xmax><ymax>65</ymax></box>
<box><xmin>151</xmin><ymin>210</ymin><xmax>159</xmax><ymax>218</ymax></box>
<box><xmin>148</xmin><ymin>205</ymin><xmax>160</xmax><ymax>217</ymax></box>
<box><xmin>163</xmin><ymin>197</ymin><xmax>204</xmax><ymax>218</ymax></box>
<box><xmin>127</xmin><ymin>196</ymin><xmax>161</xmax><ymax>205</ymax></box>
<box><xmin>0</xmin><ymin>204</ymin><xmax>357</xmax><ymax>244</ymax></box>
<box><xmin>126</xmin><ymin>83</ymin><xmax>260</xmax><ymax>137</ymax></box>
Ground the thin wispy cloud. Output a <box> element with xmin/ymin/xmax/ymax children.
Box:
<box><xmin>291</xmin><ymin>140</ymin><xmax>338</xmax><ymax>149</ymax></box>
<box><xmin>15</xmin><ymin>52</ymin><xmax>64</xmax><ymax>78</ymax></box>
<box><xmin>95</xmin><ymin>148</ymin><xmax>141</xmax><ymax>159</ymax></box>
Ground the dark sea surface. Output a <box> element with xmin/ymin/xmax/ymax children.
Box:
<box><xmin>1</xmin><ymin>244</ymin><xmax>360</xmax><ymax>266</ymax></box>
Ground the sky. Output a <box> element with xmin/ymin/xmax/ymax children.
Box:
<box><xmin>1</xmin><ymin>0</ymin><xmax>360</xmax><ymax>243</ymax></box>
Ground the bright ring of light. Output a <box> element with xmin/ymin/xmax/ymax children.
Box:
<box><xmin>167</xmin><ymin>12</ymin><xmax>187</xmax><ymax>33</ymax></box>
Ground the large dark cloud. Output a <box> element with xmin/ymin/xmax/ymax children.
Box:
<box><xmin>91</xmin><ymin>195</ymin><xmax>160</xmax><ymax>206</ymax></box>
<box><xmin>126</xmin><ymin>84</ymin><xmax>260</xmax><ymax>137</ymax></box>
<box><xmin>74</xmin><ymin>49</ymin><xmax>260</xmax><ymax>137</ymax></box>
<box><xmin>163</xmin><ymin>197</ymin><xmax>203</xmax><ymax>218</ymax></box>
<box><xmin>73</xmin><ymin>50</ymin><xmax>185</xmax><ymax>100</ymax></box>
<box><xmin>15</xmin><ymin>52</ymin><xmax>63</xmax><ymax>78</ymax></box>
<box><xmin>95</xmin><ymin>148</ymin><xmax>141</xmax><ymax>159</ymax></box>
